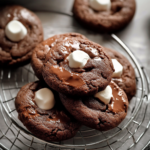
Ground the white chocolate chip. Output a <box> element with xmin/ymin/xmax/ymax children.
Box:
<box><xmin>89</xmin><ymin>0</ymin><xmax>111</xmax><ymax>11</ymax></box>
<box><xmin>34</xmin><ymin>88</ymin><xmax>55</xmax><ymax>110</ymax></box>
<box><xmin>5</xmin><ymin>20</ymin><xmax>27</xmax><ymax>42</ymax></box>
<box><xmin>112</xmin><ymin>59</ymin><xmax>123</xmax><ymax>78</ymax></box>
<box><xmin>94</xmin><ymin>85</ymin><xmax>112</xmax><ymax>104</ymax></box>
<box><xmin>67</xmin><ymin>50</ymin><xmax>90</xmax><ymax>69</ymax></box>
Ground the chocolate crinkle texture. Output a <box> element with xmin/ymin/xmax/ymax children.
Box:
<box><xmin>15</xmin><ymin>81</ymin><xmax>81</xmax><ymax>142</ymax></box>
<box><xmin>42</xmin><ymin>38</ymin><xmax>114</xmax><ymax>96</ymax></box>
<box><xmin>104</xmin><ymin>47</ymin><xmax>136</xmax><ymax>100</ymax></box>
<box><xmin>31</xmin><ymin>33</ymin><xmax>88</xmax><ymax>80</ymax></box>
<box><xmin>73</xmin><ymin>0</ymin><xmax>136</xmax><ymax>33</ymax></box>
<box><xmin>0</xmin><ymin>5</ymin><xmax>43</xmax><ymax>66</ymax></box>
<box><xmin>60</xmin><ymin>81</ymin><xmax>129</xmax><ymax>131</ymax></box>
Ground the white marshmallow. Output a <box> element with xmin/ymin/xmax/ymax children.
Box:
<box><xmin>67</xmin><ymin>50</ymin><xmax>90</xmax><ymax>69</ymax></box>
<box><xmin>5</xmin><ymin>20</ymin><xmax>27</xmax><ymax>42</ymax></box>
<box><xmin>94</xmin><ymin>85</ymin><xmax>112</xmax><ymax>104</ymax></box>
<box><xmin>89</xmin><ymin>0</ymin><xmax>111</xmax><ymax>11</ymax></box>
<box><xmin>112</xmin><ymin>59</ymin><xmax>123</xmax><ymax>78</ymax></box>
<box><xmin>34</xmin><ymin>88</ymin><xmax>55</xmax><ymax>110</ymax></box>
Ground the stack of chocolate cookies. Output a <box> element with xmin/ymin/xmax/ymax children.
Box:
<box><xmin>0</xmin><ymin>3</ymin><xmax>136</xmax><ymax>143</ymax></box>
<box><xmin>15</xmin><ymin>33</ymin><xmax>136</xmax><ymax>142</ymax></box>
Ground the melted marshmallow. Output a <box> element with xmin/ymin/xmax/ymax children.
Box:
<box><xmin>94</xmin><ymin>85</ymin><xmax>112</xmax><ymax>104</ymax></box>
<box><xmin>89</xmin><ymin>0</ymin><xmax>111</xmax><ymax>11</ymax></box>
<box><xmin>67</xmin><ymin>50</ymin><xmax>90</xmax><ymax>69</ymax></box>
<box><xmin>5</xmin><ymin>20</ymin><xmax>27</xmax><ymax>42</ymax></box>
<box><xmin>112</xmin><ymin>59</ymin><xmax>123</xmax><ymax>78</ymax></box>
<box><xmin>34</xmin><ymin>88</ymin><xmax>55</xmax><ymax>110</ymax></box>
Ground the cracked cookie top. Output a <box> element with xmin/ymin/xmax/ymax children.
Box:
<box><xmin>31</xmin><ymin>33</ymin><xmax>87</xmax><ymax>80</ymax></box>
<box><xmin>59</xmin><ymin>81</ymin><xmax>128</xmax><ymax>131</ymax></box>
<box><xmin>0</xmin><ymin>5</ymin><xmax>43</xmax><ymax>66</ymax></box>
<box><xmin>15</xmin><ymin>81</ymin><xmax>81</xmax><ymax>142</ymax></box>
<box><xmin>42</xmin><ymin>38</ymin><xmax>114</xmax><ymax>96</ymax></box>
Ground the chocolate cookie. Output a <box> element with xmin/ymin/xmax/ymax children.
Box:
<box><xmin>73</xmin><ymin>0</ymin><xmax>136</xmax><ymax>33</ymax></box>
<box><xmin>0</xmin><ymin>5</ymin><xmax>43</xmax><ymax>66</ymax></box>
<box><xmin>60</xmin><ymin>81</ymin><xmax>128</xmax><ymax>131</ymax></box>
<box><xmin>104</xmin><ymin>47</ymin><xmax>136</xmax><ymax>100</ymax></box>
<box><xmin>31</xmin><ymin>33</ymin><xmax>87</xmax><ymax>80</ymax></box>
<box><xmin>15</xmin><ymin>81</ymin><xmax>81</xmax><ymax>142</ymax></box>
<box><xmin>42</xmin><ymin>38</ymin><xmax>114</xmax><ymax>96</ymax></box>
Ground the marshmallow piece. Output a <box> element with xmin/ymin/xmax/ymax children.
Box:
<box><xmin>94</xmin><ymin>85</ymin><xmax>112</xmax><ymax>104</ymax></box>
<box><xmin>34</xmin><ymin>88</ymin><xmax>55</xmax><ymax>110</ymax></box>
<box><xmin>112</xmin><ymin>59</ymin><xmax>123</xmax><ymax>78</ymax></box>
<box><xmin>89</xmin><ymin>0</ymin><xmax>111</xmax><ymax>11</ymax></box>
<box><xmin>67</xmin><ymin>50</ymin><xmax>90</xmax><ymax>69</ymax></box>
<box><xmin>5</xmin><ymin>20</ymin><xmax>27</xmax><ymax>42</ymax></box>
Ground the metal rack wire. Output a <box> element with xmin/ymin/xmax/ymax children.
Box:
<box><xmin>0</xmin><ymin>11</ymin><xmax>150</xmax><ymax>150</ymax></box>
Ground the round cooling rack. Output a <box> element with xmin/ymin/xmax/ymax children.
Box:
<box><xmin>0</xmin><ymin>11</ymin><xmax>150</xmax><ymax>150</ymax></box>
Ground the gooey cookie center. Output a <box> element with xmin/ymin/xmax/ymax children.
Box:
<box><xmin>94</xmin><ymin>81</ymin><xmax>127</xmax><ymax>113</ymax></box>
<box><xmin>5</xmin><ymin>20</ymin><xmax>27</xmax><ymax>42</ymax></box>
<box><xmin>50</xmin><ymin>66</ymin><xmax>85</xmax><ymax>88</ymax></box>
<box><xmin>109</xmin><ymin>82</ymin><xmax>127</xmax><ymax>113</ymax></box>
<box><xmin>49</xmin><ymin>49</ymin><xmax>91</xmax><ymax>88</ymax></box>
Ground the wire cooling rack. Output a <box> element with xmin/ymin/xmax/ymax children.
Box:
<box><xmin>0</xmin><ymin>11</ymin><xmax>150</xmax><ymax>150</ymax></box>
